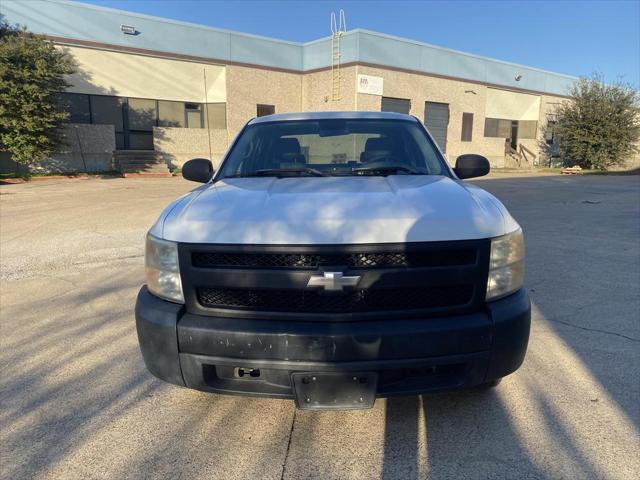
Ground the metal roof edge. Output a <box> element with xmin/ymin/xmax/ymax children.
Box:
<box><xmin>45</xmin><ymin>0</ymin><xmax>305</xmax><ymax>47</ymax></box>
<box><xmin>352</xmin><ymin>29</ymin><xmax>579</xmax><ymax>80</ymax></box>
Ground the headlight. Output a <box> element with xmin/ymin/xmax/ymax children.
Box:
<box><xmin>145</xmin><ymin>233</ymin><xmax>184</xmax><ymax>303</ymax></box>
<box><xmin>486</xmin><ymin>228</ymin><xmax>525</xmax><ymax>301</ymax></box>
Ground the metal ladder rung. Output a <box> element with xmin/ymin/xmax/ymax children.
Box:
<box><xmin>330</xmin><ymin>10</ymin><xmax>346</xmax><ymax>101</ymax></box>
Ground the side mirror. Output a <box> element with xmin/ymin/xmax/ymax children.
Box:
<box><xmin>182</xmin><ymin>158</ymin><xmax>214</xmax><ymax>183</ymax></box>
<box><xmin>454</xmin><ymin>154</ymin><xmax>490</xmax><ymax>179</ymax></box>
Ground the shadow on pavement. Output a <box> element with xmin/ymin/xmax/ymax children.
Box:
<box><xmin>0</xmin><ymin>267</ymin><xmax>293</xmax><ymax>479</ymax></box>
<box><xmin>376</xmin><ymin>175</ymin><xmax>639</xmax><ymax>480</ymax></box>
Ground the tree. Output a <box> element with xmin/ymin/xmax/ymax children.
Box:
<box><xmin>0</xmin><ymin>22</ymin><xmax>75</xmax><ymax>165</ymax></box>
<box><xmin>553</xmin><ymin>74</ymin><xmax>640</xmax><ymax>170</ymax></box>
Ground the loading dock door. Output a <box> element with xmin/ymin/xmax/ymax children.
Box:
<box><xmin>424</xmin><ymin>101</ymin><xmax>450</xmax><ymax>152</ymax></box>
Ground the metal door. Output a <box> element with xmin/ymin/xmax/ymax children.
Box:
<box><xmin>424</xmin><ymin>101</ymin><xmax>450</xmax><ymax>152</ymax></box>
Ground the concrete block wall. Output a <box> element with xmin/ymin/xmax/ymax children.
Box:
<box><xmin>153</xmin><ymin>127</ymin><xmax>228</xmax><ymax>169</ymax></box>
<box><xmin>29</xmin><ymin>124</ymin><xmax>116</xmax><ymax>173</ymax></box>
<box><xmin>302</xmin><ymin>66</ymin><xmax>358</xmax><ymax>112</ymax></box>
<box><xmin>225</xmin><ymin>65</ymin><xmax>303</xmax><ymax>139</ymax></box>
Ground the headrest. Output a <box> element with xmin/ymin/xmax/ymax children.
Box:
<box><xmin>274</xmin><ymin>138</ymin><xmax>301</xmax><ymax>156</ymax></box>
<box><xmin>364</xmin><ymin>137</ymin><xmax>393</xmax><ymax>152</ymax></box>
<box><xmin>361</xmin><ymin>137</ymin><xmax>393</xmax><ymax>162</ymax></box>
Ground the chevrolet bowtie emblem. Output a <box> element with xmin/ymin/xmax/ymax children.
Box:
<box><xmin>307</xmin><ymin>271</ymin><xmax>361</xmax><ymax>292</ymax></box>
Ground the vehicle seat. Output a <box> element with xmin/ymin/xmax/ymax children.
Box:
<box><xmin>360</xmin><ymin>137</ymin><xmax>395</xmax><ymax>163</ymax></box>
<box><xmin>270</xmin><ymin>138</ymin><xmax>306</xmax><ymax>167</ymax></box>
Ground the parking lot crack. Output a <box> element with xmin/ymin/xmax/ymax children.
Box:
<box><xmin>279</xmin><ymin>409</ymin><xmax>297</xmax><ymax>480</ymax></box>
<box><xmin>546</xmin><ymin>317</ymin><xmax>640</xmax><ymax>342</ymax></box>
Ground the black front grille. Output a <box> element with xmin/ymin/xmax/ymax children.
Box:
<box><xmin>192</xmin><ymin>249</ymin><xmax>476</xmax><ymax>269</ymax></box>
<box><xmin>181</xmin><ymin>240</ymin><xmax>490</xmax><ymax>320</ymax></box>
<box><xmin>197</xmin><ymin>285</ymin><xmax>474</xmax><ymax>313</ymax></box>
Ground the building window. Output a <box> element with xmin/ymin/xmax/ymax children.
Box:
<box><xmin>128</xmin><ymin>98</ymin><xmax>157</xmax><ymax>130</ymax></box>
<box><xmin>485</xmin><ymin>117</ymin><xmax>538</xmax><ymax>140</ymax></box>
<box><xmin>518</xmin><ymin>120</ymin><xmax>538</xmax><ymax>139</ymax></box>
<box><xmin>90</xmin><ymin>95</ymin><xmax>125</xmax><ymax>149</ymax></box>
<box><xmin>58</xmin><ymin>92</ymin><xmax>227</xmax><ymax>149</ymax></box>
<box><xmin>58</xmin><ymin>93</ymin><xmax>91</xmax><ymax>124</ymax></box>
<box><xmin>158</xmin><ymin>100</ymin><xmax>186</xmax><ymax>128</ymax></box>
<box><xmin>461</xmin><ymin>112</ymin><xmax>473</xmax><ymax>142</ymax></box>
<box><xmin>484</xmin><ymin>118</ymin><xmax>511</xmax><ymax>138</ymax></box>
<box><xmin>185</xmin><ymin>103</ymin><xmax>203</xmax><ymax>128</ymax></box>
<box><xmin>206</xmin><ymin>103</ymin><xmax>226</xmax><ymax>129</ymax></box>
<box><xmin>381</xmin><ymin>97</ymin><xmax>411</xmax><ymax>114</ymax></box>
<box><xmin>257</xmin><ymin>104</ymin><xmax>275</xmax><ymax>117</ymax></box>
<box><xmin>127</xmin><ymin>98</ymin><xmax>156</xmax><ymax>150</ymax></box>
<box><xmin>90</xmin><ymin>96</ymin><xmax>124</xmax><ymax>130</ymax></box>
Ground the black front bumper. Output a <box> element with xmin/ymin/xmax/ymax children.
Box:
<box><xmin>135</xmin><ymin>286</ymin><xmax>530</xmax><ymax>398</ymax></box>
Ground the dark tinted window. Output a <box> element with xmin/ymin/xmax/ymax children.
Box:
<box><xmin>128</xmin><ymin>98</ymin><xmax>157</xmax><ymax>131</ymax></box>
<box><xmin>59</xmin><ymin>93</ymin><xmax>90</xmax><ymax>123</ymax></box>
<box><xmin>484</xmin><ymin>118</ymin><xmax>511</xmax><ymax>138</ymax></box>
<box><xmin>257</xmin><ymin>104</ymin><xmax>275</xmax><ymax>117</ymax></box>
<box><xmin>158</xmin><ymin>101</ymin><xmax>185</xmax><ymax>127</ymax></box>
<box><xmin>206</xmin><ymin>103</ymin><xmax>226</xmax><ymax>129</ymax></box>
<box><xmin>90</xmin><ymin>96</ymin><xmax>124</xmax><ymax>130</ymax></box>
<box><xmin>129</xmin><ymin>132</ymin><xmax>154</xmax><ymax>150</ymax></box>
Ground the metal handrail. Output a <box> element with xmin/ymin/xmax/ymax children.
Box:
<box><xmin>518</xmin><ymin>143</ymin><xmax>537</xmax><ymax>163</ymax></box>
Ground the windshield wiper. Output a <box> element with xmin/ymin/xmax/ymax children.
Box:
<box><xmin>253</xmin><ymin>167</ymin><xmax>326</xmax><ymax>177</ymax></box>
<box><xmin>351</xmin><ymin>165</ymin><xmax>425</xmax><ymax>175</ymax></box>
<box><xmin>220</xmin><ymin>167</ymin><xmax>326</xmax><ymax>180</ymax></box>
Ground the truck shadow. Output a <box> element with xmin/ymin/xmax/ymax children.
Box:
<box><xmin>470</xmin><ymin>174</ymin><xmax>639</xmax><ymax>429</ymax></box>
<box><xmin>381</xmin><ymin>385</ymin><xmax>603</xmax><ymax>480</ymax></box>
<box><xmin>374</xmin><ymin>173</ymin><xmax>639</xmax><ymax>479</ymax></box>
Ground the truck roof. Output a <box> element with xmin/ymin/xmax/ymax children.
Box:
<box><xmin>248</xmin><ymin>111</ymin><xmax>418</xmax><ymax>124</ymax></box>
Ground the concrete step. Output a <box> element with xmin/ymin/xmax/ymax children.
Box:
<box><xmin>117</xmin><ymin>158</ymin><xmax>167</xmax><ymax>165</ymax></box>
<box><xmin>113</xmin><ymin>152</ymin><xmax>158</xmax><ymax>158</ymax></box>
<box><xmin>121</xmin><ymin>165</ymin><xmax>170</xmax><ymax>173</ymax></box>
<box><xmin>114</xmin><ymin>149</ymin><xmax>158</xmax><ymax>155</ymax></box>
<box><xmin>114</xmin><ymin>151</ymin><xmax>160</xmax><ymax>160</ymax></box>
<box><xmin>114</xmin><ymin>149</ymin><xmax>171</xmax><ymax>176</ymax></box>
<box><xmin>115</xmin><ymin>157</ymin><xmax>161</xmax><ymax>164</ymax></box>
<box><xmin>122</xmin><ymin>172</ymin><xmax>172</xmax><ymax>178</ymax></box>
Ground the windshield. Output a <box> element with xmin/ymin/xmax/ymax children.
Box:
<box><xmin>216</xmin><ymin>119</ymin><xmax>449</xmax><ymax>180</ymax></box>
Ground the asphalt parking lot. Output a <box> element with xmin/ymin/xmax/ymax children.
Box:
<box><xmin>1</xmin><ymin>173</ymin><xmax>639</xmax><ymax>480</ymax></box>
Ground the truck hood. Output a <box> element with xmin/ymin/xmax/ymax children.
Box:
<box><xmin>154</xmin><ymin>175</ymin><xmax>519</xmax><ymax>244</ymax></box>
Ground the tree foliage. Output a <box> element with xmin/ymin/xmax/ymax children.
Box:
<box><xmin>554</xmin><ymin>74</ymin><xmax>640</xmax><ymax>170</ymax></box>
<box><xmin>0</xmin><ymin>22</ymin><xmax>75</xmax><ymax>165</ymax></box>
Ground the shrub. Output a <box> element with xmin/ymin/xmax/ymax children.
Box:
<box><xmin>553</xmin><ymin>74</ymin><xmax>640</xmax><ymax>170</ymax></box>
<box><xmin>0</xmin><ymin>22</ymin><xmax>75</xmax><ymax>165</ymax></box>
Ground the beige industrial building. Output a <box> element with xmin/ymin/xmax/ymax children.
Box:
<box><xmin>3</xmin><ymin>0</ymin><xmax>578</xmax><ymax>174</ymax></box>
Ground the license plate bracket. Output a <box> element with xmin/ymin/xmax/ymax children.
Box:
<box><xmin>291</xmin><ymin>372</ymin><xmax>378</xmax><ymax>410</ymax></box>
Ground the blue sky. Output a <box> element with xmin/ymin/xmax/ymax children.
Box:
<box><xmin>80</xmin><ymin>0</ymin><xmax>639</xmax><ymax>85</ymax></box>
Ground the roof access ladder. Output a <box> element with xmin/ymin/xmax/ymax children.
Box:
<box><xmin>331</xmin><ymin>10</ymin><xmax>346</xmax><ymax>101</ymax></box>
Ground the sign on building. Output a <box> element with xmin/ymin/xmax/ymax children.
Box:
<box><xmin>357</xmin><ymin>74</ymin><xmax>384</xmax><ymax>95</ymax></box>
